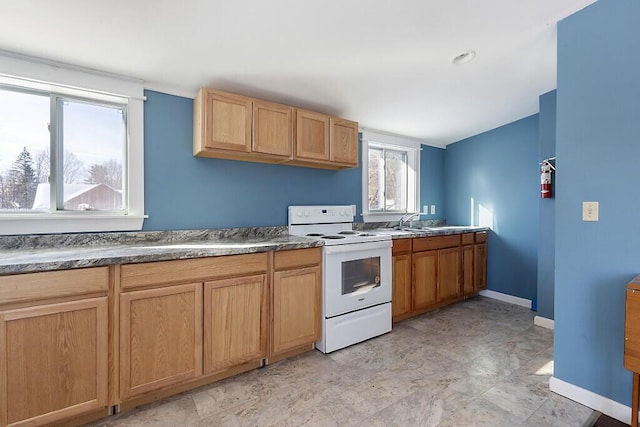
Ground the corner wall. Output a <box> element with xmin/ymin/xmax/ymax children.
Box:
<box><xmin>444</xmin><ymin>115</ymin><xmax>539</xmax><ymax>300</ymax></box>
<box><xmin>554</xmin><ymin>0</ymin><xmax>640</xmax><ymax>406</ymax></box>
<box><xmin>537</xmin><ymin>90</ymin><xmax>557</xmax><ymax>320</ymax></box>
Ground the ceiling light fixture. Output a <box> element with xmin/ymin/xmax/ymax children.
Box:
<box><xmin>452</xmin><ymin>50</ymin><xmax>476</xmax><ymax>65</ymax></box>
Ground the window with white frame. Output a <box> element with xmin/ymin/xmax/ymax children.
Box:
<box><xmin>361</xmin><ymin>129</ymin><xmax>420</xmax><ymax>222</ymax></box>
<box><xmin>0</xmin><ymin>52</ymin><xmax>145</xmax><ymax>235</ymax></box>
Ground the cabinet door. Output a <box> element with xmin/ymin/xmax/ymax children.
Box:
<box><xmin>203</xmin><ymin>90</ymin><xmax>252</xmax><ymax>152</ymax></box>
<box><xmin>0</xmin><ymin>298</ymin><xmax>108</xmax><ymax>427</ymax></box>
<box><xmin>392</xmin><ymin>254</ymin><xmax>412</xmax><ymax>320</ymax></box>
<box><xmin>253</xmin><ymin>100</ymin><xmax>293</xmax><ymax>157</ymax></box>
<box><xmin>330</xmin><ymin>117</ymin><xmax>358</xmax><ymax>166</ymax></box>
<box><xmin>412</xmin><ymin>251</ymin><xmax>437</xmax><ymax>310</ymax></box>
<box><xmin>204</xmin><ymin>275</ymin><xmax>267</xmax><ymax>374</ymax></box>
<box><xmin>474</xmin><ymin>243</ymin><xmax>487</xmax><ymax>291</ymax></box>
<box><xmin>437</xmin><ymin>247</ymin><xmax>461</xmax><ymax>303</ymax></box>
<box><xmin>120</xmin><ymin>283</ymin><xmax>203</xmax><ymax>400</ymax></box>
<box><xmin>272</xmin><ymin>266</ymin><xmax>321</xmax><ymax>355</ymax></box>
<box><xmin>462</xmin><ymin>245</ymin><xmax>474</xmax><ymax>295</ymax></box>
<box><xmin>295</xmin><ymin>109</ymin><xmax>330</xmax><ymax>161</ymax></box>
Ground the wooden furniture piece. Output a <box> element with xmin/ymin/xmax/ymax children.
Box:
<box><xmin>118</xmin><ymin>253</ymin><xmax>268</xmax><ymax>407</ymax></box>
<box><xmin>194</xmin><ymin>89</ymin><xmax>293</xmax><ymax>163</ymax></box>
<box><xmin>392</xmin><ymin>238</ymin><xmax>412</xmax><ymax>322</ymax></box>
<box><xmin>624</xmin><ymin>275</ymin><xmax>640</xmax><ymax>427</ymax></box>
<box><xmin>0</xmin><ymin>267</ymin><xmax>110</xmax><ymax>427</ymax></box>
<box><xmin>392</xmin><ymin>231</ymin><xmax>488</xmax><ymax>323</ymax></box>
<box><xmin>270</xmin><ymin>248</ymin><xmax>322</xmax><ymax>361</ymax></box>
<box><xmin>194</xmin><ymin>88</ymin><xmax>358</xmax><ymax>169</ymax></box>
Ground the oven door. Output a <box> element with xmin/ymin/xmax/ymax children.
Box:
<box><xmin>323</xmin><ymin>240</ymin><xmax>392</xmax><ymax>318</ymax></box>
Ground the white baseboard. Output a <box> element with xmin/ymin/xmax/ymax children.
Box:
<box><xmin>534</xmin><ymin>316</ymin><xmax>555</xmax><ymax>330</ymax></box>
<box><xmin>549</xmin><ymin>376</ymin><xmax>631</xmax><ymax>424</ymax></box>
<box><xmin>479</xmin><ymin>290</ymin><xmax>532</xmax><ymax>309</ymax></box>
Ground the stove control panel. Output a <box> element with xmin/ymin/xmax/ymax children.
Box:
<box><xmin>288</xmin><ymin>205</ymin><xmax>356</xmax><ymax>225</ymax></box>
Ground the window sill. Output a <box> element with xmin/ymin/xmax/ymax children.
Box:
<box><xmin>0</xmin><ymin>214</ymin><xmax>147</xmax><ymax>236</ymax></box>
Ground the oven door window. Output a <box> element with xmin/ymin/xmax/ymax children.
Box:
<box><xmin>342</xmin><ymin>257</ymin><xmax>381</xmax><ymax>296</ymax></box>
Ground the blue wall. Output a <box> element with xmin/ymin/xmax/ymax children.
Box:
<box><xmin>555</xmin><ymin>0</ymin><xmax>640</xmax><ymax>406</ymax></box>
<box><xmin>143</xmin><ymin>90</ymin><xmax>445</xmax><ymax>230</ymax></box>
<box><xmin>537</xmin><ymin>90</ymin><xmax>557</xmax><ymax>320</ymax></box>
<box><xmin>444</xmin><ymin>115</ymin><xmax>539</xmax><ymax>300</ymax></box>
<box><xmin>420</xmin><ymin>145</ymin><xmax>446</xmax><ymax>220</ymax></box>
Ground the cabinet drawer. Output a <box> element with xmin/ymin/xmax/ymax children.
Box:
<box><xmin>274</xmin><ymin>248</ymin><xmax>322</xmax><ymax>270</ymax></box>
<box><xmin>0</xmin><ymin>267</ymin><xmax>109</xmax><ymax>307</ymax></box>
<box><xmin>475</xmin><ymin>232</ymin><xmax>487</xmax><ymax>243</ymax></box>
<box><xmin>392</xmin><ymin>238</ymin><xmax>412</xmax><ymax>255</ymax></box>
<box><xmin>461</xmin><ymin>233</ymin><xmax>474</xmax><ymax>245</ymax></box>
<box><xmin>121</xmin><ymin>253</ymin><xmax>268</xmax><ymax>290</ymax></box>
<box><xmin>413</xmin><ymin>235</ymin><xmax>461</xmax><ymax>252</ymax></box>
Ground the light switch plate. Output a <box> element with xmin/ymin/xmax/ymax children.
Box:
<box><xmin>430</xmin><ymin>205</ymin><xmax>436</xmax><ymax>215</ymax></box>
<box><xmin>582</xmin><ymin>201</ymin><xmax>599</xmax><ymax>221</ymax></box>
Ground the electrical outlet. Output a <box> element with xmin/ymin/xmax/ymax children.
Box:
<box><xmin>582</xmin><ymin>201</ymin><xmax>599</xmax><ymax>221</ymax></box>
<box><xmin>430</xmin><ymin>205</ymin><xmax>436</xmax><ymax>215</ymax></box>
<box><xmin>423</xmin><ymin>205</ymin><xmax>429</xmax><ymax>215</ymax></box>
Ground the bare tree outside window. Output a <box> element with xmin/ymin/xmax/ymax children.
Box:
<box><xmin>367</xmin><ymin>145</ymin><xmax>408</xmax><ymax>212</ymax></box>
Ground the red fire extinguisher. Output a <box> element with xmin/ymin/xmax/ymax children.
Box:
<box><xmin>541</xmin><ymin>161</ymin><xmax>553</xmax><ymax>198</ymax></box>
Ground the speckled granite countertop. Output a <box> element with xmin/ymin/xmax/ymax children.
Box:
<box><xmin>0</xmin><ymin>224</ymin><xmax>488</xmax><ymax>275</ymax></box>
<box><xmin>0</xmin><ymin>227</ymin><xmax>321</xmax><ymax>275</ymax></box>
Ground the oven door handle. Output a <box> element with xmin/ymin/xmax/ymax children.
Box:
<box><xmin>323</xmin><ymin>240</ymin><xmax>392</xmax><ymax>255</ymax></box>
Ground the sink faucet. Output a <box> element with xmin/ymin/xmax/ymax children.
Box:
<box><xmin>398</xmin><ymin>212</ymin><xmax>421</xmax><ymax>229</ymax></box>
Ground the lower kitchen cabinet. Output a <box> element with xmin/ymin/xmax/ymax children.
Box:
<box><xmin>270</xmin><ymin>248</ymin><xmax>322</xmax><ymax>360</ymax></box>
<box><xmin>393</xmin><ymin>232</ymin><xmax>487</xmax><ymax>323</ymax></box>
<box><xmin>204</xmin><ymin>274</ymin><xmax>267</xmax><ymax>374</ymax></box>
<box><xmin>392</xmin><ymin>239</ymin><xmax>412</xmax><ymax>322</ymax></box>
<box><xmin>0</xmin><ymin>267</ymin><xmax>109</xmax><ymax>427</ymax></box>
<box><xmin>462</xmin><ymin>243</ymin><xmax>474</xmax><ymax>295</ymax></box>
<box><xmin>474</xmin><ymin>241</ymin><xmax>488</xmax><ymax>291</ymax></box>
<box><xmin>412</xmin><ymin>250</ymin><xmax>438</xmax><ymax>310</ymax></box>
<box><xmin>119</xmin><ymin>283</ymin><xmax>203</xmax><ymax>400</ymax></box>
<box><xmin>437</xmin><ymin>246</ymin><xmax>461</xmax><ymax>303</ymax></box>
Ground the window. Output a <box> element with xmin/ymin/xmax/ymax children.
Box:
<box><xmin>0</xmin><ymin>52</ymin><xmax>144</xmax><ymax>235</ymax></box>
<box><xmin>361</xmin><ymin>129</ymin><xmax>420</xmax><ymax>222</ymax></box>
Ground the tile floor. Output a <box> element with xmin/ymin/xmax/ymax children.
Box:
<box><xmin>90</xmin><ymin>297</ymin><xmax>595</xmax><ymax>426</ymax></box>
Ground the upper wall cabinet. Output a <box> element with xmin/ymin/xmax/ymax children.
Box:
<box><xmin>194</xmin><ymin>88</ymin><xmax>358</xmax><ymax>170</ymax></box>
<box><xmin>194</xmin><ymin>89</ymin><xmax>292</xmax><ymax>162</ymax></box>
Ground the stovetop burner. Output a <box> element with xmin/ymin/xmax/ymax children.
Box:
<box><xmin>338</xmin><ymin>231</ymin><xmax>358</xmax><ymax>235</ymax></box>
<box><xmin>306</xmin><ymin>233</ymin><xmax>324</xmax><ymax>237</ymax></box>
<box><xmin>322</xmin><ymin>235</ymin><xmax>346</xmax><ymax>239</ymax></box>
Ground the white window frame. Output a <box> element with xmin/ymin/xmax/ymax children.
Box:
<box><xmin>361</xmin><ymin>129</ymin><xmax>421</xmax><ymax>223</ymax></box>
<box><xmin>0</xmin><ymin>51</ymin><xmax>146</xmax><ymax>235</ymax></box>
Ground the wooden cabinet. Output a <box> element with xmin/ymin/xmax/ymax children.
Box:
<box><xmin>293</xmin><ymin>111</ymin><xmax>358</xmax><ymax>168</ymax></box>
<box><xmin>412</xmin><ymin>250</ymin><xmax>438</xmax><ymax>310</ymax></box>
<box><xmin>625</xmin><ymin>277</ymin><xmax>640</xmax><ymax>427</ymax></box>
<box><xmin>295</xmin><ymin>109</ymin><xmax>330</xmax><ymax>161</ymax></box>
<box><xmin>204</xmin><ymin>275</ymin><xmax>267</xmax><ymax>374</ymax></box>
<box><xmin>194</xmin><ymin>88</ymin><xmax>292</xmax><ymax>162</ymax></box>
<box><xmin>330</xmin><ymin>117</ymin><xmax>359</xmax><ymax>166</ymax></box>
<box><xmin>252</xmin><ymin>99</ymin><xmax>293</xmax><ymax>157</ymax></box>
<box><xmin>119</xmin><ymin>283</ymin><xmax>202</xmax><ymax>400</ymax></box>
<box><xmin>462</xmin><ymin>233</ymin><xmax>475</xmax><ymax>296</ymax></box>
<box><xmin>196</xmin><ymin>89</ymin><xmax>252</xmax><ymax>153</ymax></box>
<box><xmin>474</xmin><ymin>232</ymin><xmax>488</xmax><ymax>291</ymax></box>
<box><xmin>437</xmin><ymin>246</ymin><xmax>461</xmax><ymax>303</ymax></box>
<box><xmin>194</xmin><ymin>88</ymin><xmax>357</xmax><ymax>169</ymax></box>
<box><xmin>392</xmin><ymin>239</ymin><xmax>412</xmax><ymax>322</ymax></box>
<box><xmin>413</xmin><ymin>235</ymin><xmax>462</xmax><ymax>310</ymax></box>
<box><xmin>0</xmin><ymin>268</ymin><xmax>109</xmax><ymax>427</ymax></box>
<box><xmin>118</xmin><ymin>252</ymin><xmax>268</xmax><ymax>404</ymax></box>
<box><xmin>392</xmin><ymin>232</ymin><xmax>487</xmax><ymax>323</ymax></box>
<box><xmin>271</xmin><ymin>248</ymin><xmax>322</xmax><ymax>360</ymax></box>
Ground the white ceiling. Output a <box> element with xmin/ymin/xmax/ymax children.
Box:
<box><xmin>0</xmin><ymin>0</ymin><xmax>596</xmax><ymax>147</ymax></box>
